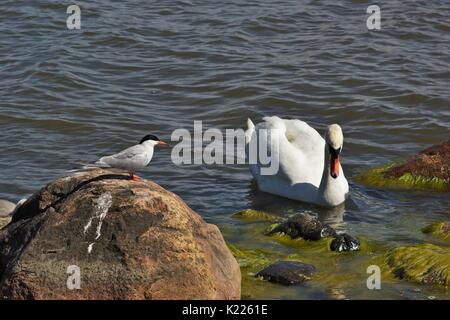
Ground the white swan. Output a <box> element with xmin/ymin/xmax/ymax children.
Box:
<box><xmin>245</xmin><ymin>116</ymin><xmax>349</xmax><ymax>207</ymax></box>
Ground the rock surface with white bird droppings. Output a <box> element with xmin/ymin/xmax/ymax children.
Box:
<box><xmin>0</xmin><ymin>200</ymin><xmax>15</xmax><ymax>229</ymax></box>
<box><xmin>0</xmin><ymin>169</ymin><xmax>241</xmax><ymax>300</ymax></box>
<box><xmin>0</xmin><ymin>200</ymin><xmax>15</xmax><ymax>217</ymax></box>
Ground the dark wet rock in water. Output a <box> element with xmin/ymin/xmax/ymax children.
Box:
<box><xmin>266</xmin><ymin>213</ymin><xmax>336</xmax><ymax>241</ymax></box>
<box><xmin>256</xmin><ymin>261</ymin><xmax>316</xmax><ymax>285</ymax></box>
<box><xmin>330</xmin><ymin>233</ymin><xmax>360</xmax><ymax>252</ymax></box>
<box><xmin>356</xmin><ymin>139</ymin><xmax>450</xmax><ymax>192</ymax></box>
<box><xmin>266</xmin><ymin>213</ymin><xmax>359</xmax><ymax>252</ymax></box>
<box><xmin>0</xmin><ymin>169</ymin><xmax>241</xmax><ymax>300</ymax></box>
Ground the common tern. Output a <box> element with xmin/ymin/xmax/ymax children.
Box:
<box><xmin>79</xmin><ymin>134</ymin><xmax>168</xmax><ymax>181</ymax></box>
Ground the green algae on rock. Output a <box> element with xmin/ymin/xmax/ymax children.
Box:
<box><xmin>232</xmin><ymin>209</ymin><xmax>280</xmax><ymax>222</ymax></box>
<box><xmin>228</xmin><ymin>244</ymin><xmax>292</xmax><ymax>299</ymax></box>
<box><xmin>265</xmin><ymin>213</ymin><xmax>360</xmax><ymax>252</ymax></box>
<box><xmin>266</xmin><ymin>213</ymin><xmax>336</xmax><ymax>240</ymax></box>
<box><xmin>228</xmin><ymin>244</ymin><xmax>280</xmax><ymax>271</ymax></box>
<box><xmin>228</xmin><ymin>238</ymin><xmax>387</xmax><ymax>299</ymax></box>
<box><xmin>266</xmin><ymin>230</ymin><xmax>333</xmax><ymax>252</ymax></box>
<box><xmin>356</xmin><ymin>166</ymin><xmax>450</xmax><ymax>192</ymax></box>
<box><xmin>385</xmin><ymin>244</ymin><xmax>450</xmax><ymax>287</ymax></box>
<box><xmin>267</xmin><ymin>230</ymin><xmax>368</xmax><ymax>255</ymax></box>
<box><xmin>356</xmin><ymin>139</ymin><xmax>450</xmax><ymax>192</ymax></box>
<box><xmin>228</xmin><ymin>244</ymin><xmax>318</xmax><ymax>296</ymax></box>
<box><xmin>422</xmin><ymin>221</ymin><xmax>450</xmax><ymax>242</ymax></box>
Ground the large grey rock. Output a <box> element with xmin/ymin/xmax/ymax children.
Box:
<box><xmin>0</xmin><ymin>169</ymin><xmax>241</xmax><ymax>300</ymax></box>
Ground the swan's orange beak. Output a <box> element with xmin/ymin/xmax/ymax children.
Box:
<box><xmin>330</xmin><ymin>154</ymin><xmax>340</xmax><ymax>179</ymax></box>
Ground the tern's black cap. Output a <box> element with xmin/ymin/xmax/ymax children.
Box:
<box><xmin>140</xmin><ymin>134</ymin><xmax>160</xmax><ymax>144</ymax></box>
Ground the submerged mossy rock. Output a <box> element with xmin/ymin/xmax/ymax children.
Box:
<box><xmin>422</xmin><ymin>221</ymin><xmax>450</xmax><ymax>242</ymax></box>
<box><xmin>266</xmin><ymin>213</ymin><xmax>360</xmax><ymax>252</ymax></box>
<box><xmin>232</xmin><ymin>209</ymin><xmax>279</xmax><ymax>222</ymax></box>
<box><xmin>229</xmin><ymin>238</ymin><xmax>384</xmax><ymax>299</ymax></box>
<box><xmin>228</xmin><ymin>244</ymin><xmax>279</xmax><ymax>271</ymax></box>
<box><xmin>356</xmin><ymin>140</ymin><xmax>450</xmax><ymax>192</ymax></box>
<box><xmin>266</xmin><ymin>213</ymin><xmax>336</xmax><ymax>241</ymax></box>
<box><xmin>385</xmin><ymin>244</ymin><xmax>450</xmax><ymax>287</ymax></box>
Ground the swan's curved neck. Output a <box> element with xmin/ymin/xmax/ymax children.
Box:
<box><xmin>317</xmin><ymin>143</ymin><xmax>343</xmax><ymax>206</ymax></box>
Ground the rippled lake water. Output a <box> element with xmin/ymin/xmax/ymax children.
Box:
<box><xmin>0</xmin><ymin>0</ymin><xmax>449</xmax><ymax>299</ymax></box>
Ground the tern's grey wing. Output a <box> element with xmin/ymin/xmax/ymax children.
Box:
<box><xmin>111</xmin><ymin>144</ymin><xmax>144</xmax><ymax>160</ymax></box>
<box><xmin>97</xmin><ymin>144</ymin><xmax>149</xmax><ymax>171</ymax></box>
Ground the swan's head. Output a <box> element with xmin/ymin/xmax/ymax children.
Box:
<box><xmin>325</xmin><ymin>124</ymin><xmax>344</xmax><ymax>179</ymax></box>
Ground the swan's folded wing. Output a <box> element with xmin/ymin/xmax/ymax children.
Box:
<box><xmin>256</xmin><ymin>116</ymin><xmax>324</xmax><ymax>152</ymax></box>
<box><xmin>282</xmin><ymin>119</ymin><xmax>325</xmax><ymax>154</ymax></box>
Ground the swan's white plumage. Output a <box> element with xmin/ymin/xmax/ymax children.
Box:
<box><xmin>245</xmin><ymin>116</ymin><xmax>349</xmax><ymax>207</ymax></box>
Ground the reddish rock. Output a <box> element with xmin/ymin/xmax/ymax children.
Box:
<box><xmin>0</xmin><ymin>169</ymin><xmax>240</xmax><ymax>300</ymax></box>
<box><xmin>384</xmin><ymin>139</ymin><xmax>450</xmax><ymax>182</ymax></box>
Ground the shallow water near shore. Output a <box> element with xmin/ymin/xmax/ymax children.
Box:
<box><xmin>0</xmin><ymin>1</ymin><xmax>449</xmax><ymax>299</ymax></box>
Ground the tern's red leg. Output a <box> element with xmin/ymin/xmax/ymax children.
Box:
<box><xmin>129</xmin><ymin>173</ymin><xmax>140</xmax><ymax>181</ymax></box>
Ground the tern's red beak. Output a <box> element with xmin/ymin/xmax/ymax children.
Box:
<box><xmin>158</xmin><ymin>140</ymin><xmax>169</xmax><ymax>146</ymax></box>
<box><xmin>330</xmin><ymin>154</ymin><xmax>340</xmax><ymax>179</ymax></box>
